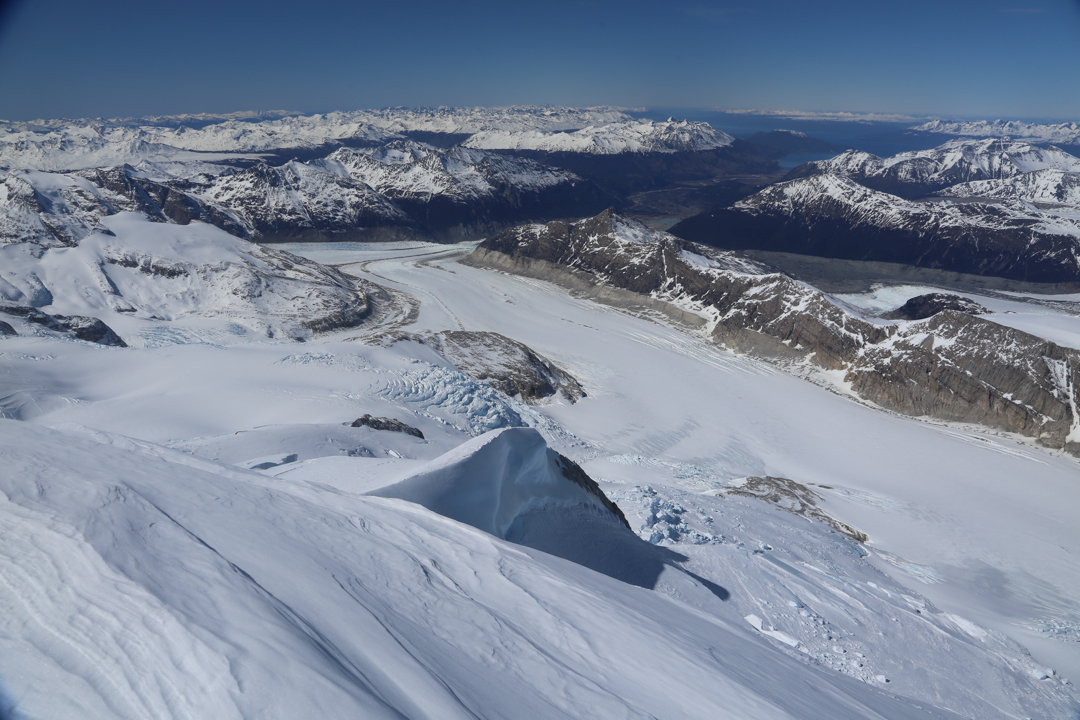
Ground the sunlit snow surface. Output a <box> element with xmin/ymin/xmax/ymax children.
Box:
<box><xmin>1</xmin><ymin>240</ymin><xmax>1079</xmax><ymax>719</ymax></box>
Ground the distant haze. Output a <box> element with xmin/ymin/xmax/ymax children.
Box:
<box><xmin>1</xmin><ymin>0</ymin><xmax>1079</xmax><ymax>121</ymax></box>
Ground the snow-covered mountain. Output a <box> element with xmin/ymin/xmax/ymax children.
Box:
<box><xmin>912</xmin><ymin>118</ymin><xmax>1080</xmax><ymax>146</ymax></box>
<box><xmin>469</xmin><ymin>208</ymin><xmax>1080</xmax><ymax>453</ymax></box>
<box><xmin>0</xmin><ymin>212</ymin><xmax>369</xmax><ymax>342</ymax></box>
<box><xmin>463</xmin><ymin>118</ymin><xmax>734</xmax><ymax>154</ymax></box>
<box><xmin>937</xmin><ymin>167</ymin><xmax>1080</xmax><ymax>205</ymax></box>
<box><xmin>673</xmin><ymin>138</ymin><xmax>1080</xmax><ymax>283</ymax></box>
<box><xmin>200</xmin><ymin>160</ymin><xmax>418</xmax><ymax>242</ymax></box>
<box><xmin>674</xmin><ymin>171</ymin><xmax>1080</xmax><ymax>283</ymax></box>
<box><xmin>790</xmin><ymin>138</ymin><xmax>1080</xmax><ymax>196</ymax></box>
<box><xmin>2</xmin><ymin>213</ymin><xmax>1079</xmax><ymax>718</ymax></box>
<box><xmin>0</xmin><ymin>139</ymin><xmax>616</xmax><ymax>245</ymax></box>
<box><xmin>0</xmin><ymin>106</ymin><xmax>636</xmax><ymax>171</ymax></box>
<box><xmin>322</xmin><ymin>142</ymin><xmax>613</xmax><ymax>239</ymax></box>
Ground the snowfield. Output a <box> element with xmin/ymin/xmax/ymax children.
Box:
<box><xmin>1</xmin><ymin>226</ymin><xmax>1079</xmax><ymax>718</ymax></box>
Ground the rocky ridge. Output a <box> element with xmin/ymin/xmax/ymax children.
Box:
<box><xmin>0</xmin><ymin>141</ymin><xmax>616</xmax><ymax>246</ymax></box>
<box><xmin>394</xmin><ymin>330</ymin><xmax>586</xmax><ymax>404</ymax></box>
<box><xmin>462</xmin><ymin>118</ymin><xmax>734</xmax><ymax>155</ymax></box>
<box><xmin>671</xmin><ymin>139</ymin><xmax>1080</xmax><ymax>284</ymax></box>
<box><xmin>466</xmin><ymin>209</ymin><xmax>1080</xmax><ymax>454</ymax></box>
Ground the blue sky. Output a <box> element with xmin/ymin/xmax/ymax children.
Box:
<box><xmin>0</xmin><ymin>0</ymin><xmax>1078</xmax><ymax>121</ymax></box>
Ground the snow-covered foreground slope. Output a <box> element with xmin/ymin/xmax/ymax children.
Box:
<box><xmin>0</xmin><ymin>420</ymin><xmax>970</xmax><ymax>720</ymax></box>
<box><xmin>2</xmin><ymin>235</ymin><xmax>1080</xmax><ymax>718</ymax></box>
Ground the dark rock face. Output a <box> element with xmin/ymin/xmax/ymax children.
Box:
<box><xmin>0</xmin><ymin>305</ymin><xmax>126</xmax><ymax>346</ymax></box>
<box><xmin>399</xmin><ymin>330</ymin><xmax>585</xmax><ymax>404</ymax></box>
<box><xmin>350</xmin><ymin>414</ymin><xmax>424</xmax><ymax>439</ymax></box>
<box><xmin>553</xmin><ymin>452</ymin><xmax>631</xmax><ymax>530</ymax></box>
<box><xmin>882</xmin><ymin>293</ymin><xmax>988</xmax><ymax>321</ymax></box>
<box><xmin>468</xmin><ymin>209</ymin><xmax>1080</xmax><ymax>455</ymax></box>
<box><xmin>0</xmin><ymin>320</ymin><xmax>15</xmax><ymax>336</ymax></box>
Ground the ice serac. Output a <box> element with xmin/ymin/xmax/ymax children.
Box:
<box><xmin>369</xmin><ymin>427</ymin><xmax>629</xmax><ymax>537</ymax></box>
<box><xmin>466</xmin><ymin>209</ymin><xmax>1080</xmax><ymax>454</ymax></box>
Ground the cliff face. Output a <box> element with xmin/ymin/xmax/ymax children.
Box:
<box><xmin>468</xmin><ymin>209</ymin><xmax>1080</xmax><ymax>454</ymax></box>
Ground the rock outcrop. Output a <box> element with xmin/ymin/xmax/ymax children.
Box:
<box><xmin>395</xmin><ymin>330</ymin><xmax>585</xmax><ymax>404</ymax></box>
<box><xmin>350</xmin><ymin>414</ymin><xmax>425</xmax><ymax>439</ymax></box>
<box><xmin>466</xmin><ymin>209</ymin><xmax>1080</xmax><ymax>454</ymax></box>
<box><xmin>881</xmin><ymin>293</ymin><xmax>988</xmax><ymax>321</ymax></box>
<box><xmin>0</xmin><ymin>304</ymin><xmax>127</xmax><ymax>346</ymax></box>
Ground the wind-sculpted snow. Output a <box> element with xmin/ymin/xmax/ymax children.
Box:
<box><xmin>0</xmin><ymin>212</ymin><xmax>369</xmax><ymax>342</ymax></box>
<box><xmin>471</xmin><ymin>209</ymin><xmax>1080</xmax><ymax>454</ymax></box>
<box><xmin>0</xmin><ymin>419</ymin><xmax>975</xmax><ymax>720</ymax></box>
<box><xmin>0</xmin><ymin>106</ymin><xmax>635</xmax><ymax>171</ymax></box>
<box><xmin>463</xmin><ymin>118</ymin><xmax>734</xmax><ymax>154</ymax></box>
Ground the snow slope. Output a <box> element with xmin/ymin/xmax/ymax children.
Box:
<box><xmin>2</xmin><ymin>233</ymin><xmax>1080</xmax><ymax>718</ymax></box>
<box><xmin>0</xmin><ymin>212</ymin><xmax>368</xmax><ymax>342</ymax></box>
<box><xmin>0</xmin><ymin>420</ymin><xmax>965</xmax><ymax>720</ymax></box>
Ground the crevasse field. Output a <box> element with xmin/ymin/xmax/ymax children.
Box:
<box><xmin>2</xmin><ymin>230</ymin><xmax>1079</xmax><ymax>719</ymax></box>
